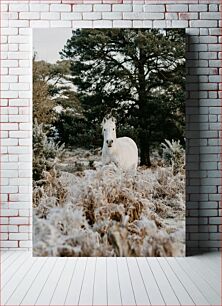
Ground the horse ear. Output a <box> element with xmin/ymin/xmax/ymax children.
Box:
<box><xmin>111</xmin><ymin>117</ymin><xmax>116</xmax><ymax>123</ymax></box>
<box><xmin>101</xmin><ymin>117</ymin><xmax>106</xmax><ymax>126</ymax></box>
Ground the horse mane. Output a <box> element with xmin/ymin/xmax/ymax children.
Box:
<box><xmin>101</xmin><ymin>116</ymin><xmax>116</xmax><ymax>127</ymax></box>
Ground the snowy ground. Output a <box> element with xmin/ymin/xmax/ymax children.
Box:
<box><xmin>33</xmin><ymin>149</ymin><xmax>185</xmax><ymax>257</ymax></box>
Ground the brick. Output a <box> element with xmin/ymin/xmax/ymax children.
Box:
<box><xmin>113</xmin><ymin>20</ymin><xmax>132</xmax><ymax>28</ymax></box>
<box><xmin>19</xmin><ymin>210</ymin><xmax>29</xmax><ymax>217</ymax></box>
<box><xmin>8</xmin><ymin>146</ymin><xmax>31</xmax><ymax>154</ymax></box>
<box><xmin>133</xmin><ymin>5</ymin><xmax>143</xmax><ymax>12</ymax></box>
<box><xmin>9</xmin><ymin>99</ymin><xmax>29</xmax><ymax>107</ymax></box>
<box><xmin>2</xmin><ymin>59</ymin><xmax>18</xmax><ymax>67</ymax></box>
<box><xmin>19</xmin><ymin>241</ymin><xmax>31</xmax><ymax>248</ymax></box>
<box><xmin>2</xmin><ymin>138</ymin><xmax>18</xmax><ymax>146</ymax></box>
<box><xmin>208</xmin><ymin>44</ymin><xmax>221</xmax><ymax>52</ymax></box>
<box><xmin>199</xmin><ymin>36</ymin><xmax>217</xmax><ymax>44</ymax></box>
<box><xmin>209</xmin><ymin>4</ymin><xmax>219</xmax><ymax>11</ymax></box>
<box><xmin>153</xmin><ymin>20</ymin><xmax>172</xmax><ymax>28</ymax></box>
<box><xmin>73</xmin><ymin>4</ymin><xmax>92</xmax><ymax>12</ymax></box>
<box><xmin>189</xmin><ymin>4</ymin><xmax>207</xmax><ymax>11</ymax></box>
<box><xmin>2</xmin><ymin>123</ymin><xmax>18</xmax><ymax>131</ymax></box>
<box><xmin>61</xmin><ymin>12</ymin><xmax>82</xmax><ymax>20</ymax></box>
<box><xmin>9</xmin><ymin>233</ymin><xmax>29</xmax><ymax>240</ymax></box>
<box><xmin>19</xmin><ymin>44</ymin><xmax>31</xmax><ymax>52</ymax></box>
<box><xmin>50</xmin><ymin>21</ymin><xmax>72</xmax><ymax>28</ymax></box>
<box><xmin>72</xmin><ymin>20</ymin><xmax>93</xmax><ymax>28</ymax></box>
<box><xmin>112</xmin><ymin>4</ymin><xmax>132</xmax><ymax>11</ymax></box>
<box><xmin>9</xmin><ymin>115</ymin><xmax>30</xmax><ymax>123</ymax></box>
<box><xmin>133</xmin><ymin>21</ymin><xmax>143</xmax><ymax>28</ymax></box>
<box><xmin>94</xmin><ymin>4</ymin><xmax>111</xmax><ymax>11</ymax></box>
<box><xmin>50</xmin><ymin>4</ymin><xmax>71</xmax><ymax>12</ymax></box>
<box><xmin>1</xmin><ymin>209</ymin><xmax>18</xmax><ymax>217</ymax></box>
<box><xmin>2</xmin><ymin>28</ymin><xmax>18</xmax><ymax>36</ymax></box>
<box><xmin>19</xmin><ymin>12</ymin><xmax>40</xmax><ymax>20</ymax></box>
<box><xmin>172</xmin><ymin>20</ymin><xmax>188</xmax><ymax>28</ymax></box>
<box><xmin>30</xmin><ymin>21</ymin><xmax>50</xmax><ymax>28</ymax></box>
<box><xmin>30</xmin><ymin>4</ymin><xmax>49</xmax><ymax>11</ymax></box>
<box><xmin>191</xmin><ymin>233</ymin><xmax>209</xmax><ymax>240</ymax></box>
<box><xmin>210</xmin><ymin>233</ymin><xmax>221</xmax><ymax>241</ymax></box>
<box><xmin>123</xmin><ymin>12</ymin><xmax>164</xmax><ymax>19</ymax></box>
<box><xmin>9</xmin><ymin>20</ymin><xmax>29</xmax><ymax>28</ymax></box>
<box><xmin>9</xmin><ymin>44</ymin><xmax>19</xmax><ymax>52</ymax></box>
<box><xmin>9</xmin><ymin>4</ymin><xmax>28</xmax><ymax>11</ymax></box>
<box><xmin>165</xmin><ymin>13</ymin><xmax>178</xmax><ymax>20</ymax></box>
<box><xmin>0</xmin><ymin>225</ymin><xmax>18</xmax><ymax>233</ymax></box>
<box><xmin>143</xmin><ymin>5</ymin><xmax>165</xmax><ymax>12</ymax></box>
<box><xmin>199</xmin><ymin>28</ymin><xmax>209</xmax><ymax>36</ymax></box>
<box><xmin>9</xmin><ymin>217</ymin><xmax>29</xmax><ymax>225</ymax></box>
<box><xmin>19</xmin><ymin>226</ymin><xmax>30</xmax><ymax>233</ymax></box>
<box><xmin>200</xmin><ymin>12</ymin><xmax>221</xmax><ymax>20</ymax></box>
<box><xmin>83</xmin><ymin>12</ymin><xmax>102</xmax><ymax>20</ymax></box>
<box><xmin>102</xmin><ymin>12</ymin><xmax>122</xmax><ymax>19</ymax></box>
<box><xmin>179</xmin><ymin>13</ymin><xmax>198</xmax><ymax>20</ymax></box>
<box><xmin>41</xmin><ymin>12</ymin><xmax>60</xmax><ymax>20</ymax></box>
<box><xmin>166</xmin><ymin>5</ymin><xmax>188</xmax><ymax>12</ymax></box>
<box><xmin>93</xmin><ymin>20</ymin><xmax>113</xmax><ymax>28</ymax></box>
<box><xmin>209</xmin><ymin>28</ymin><xmax>221</xmax><ymax>35</ymax></box>
<box><xmin>0</xmin><ymin>241</ymin><xmax>18</xmax><ymax>248</ymax></box>
<box><xmin>19</xmin><ymin>28</ymin><xmax>32</xmax><ymax>36</ymax></box>
<box><xmin>209</xmin><ymin>217</ymin><xmax>221</xmax><ymax>225</ymax></box>
<box><xmin>190</xmin><ymin>20</ymin><xmax>218</xmax><ymax>28</ymax></box>
<box><xmin>2</xmin><ymin>4</ymin><xmax>8</xmax><ymax>11</ymax></box>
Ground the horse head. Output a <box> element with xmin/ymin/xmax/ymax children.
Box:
<box><xmin>102</xmin><ymin>117</ymin><xmax>117</xmax><ymax>148</ymax></box>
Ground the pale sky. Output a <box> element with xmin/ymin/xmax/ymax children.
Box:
<box><xmin>33</xmin><ymin>28</ymin><xmax>73</xmax><ymax>63</ymax></box>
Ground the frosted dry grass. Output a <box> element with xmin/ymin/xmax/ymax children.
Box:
<box><xmin>33</xmin><ymin>160</ymin><xmax>185</xmax><ymax>257</ymax></box>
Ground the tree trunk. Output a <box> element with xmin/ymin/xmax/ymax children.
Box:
<box><xmin>139</xmin><ymin>132</ymin><xmax>151</xmax><ymax>167</ymax></box>
<box><xmin>137</xmin><ymin>45</ymin><xmax>151</xmax><ymax>167</ymax></box>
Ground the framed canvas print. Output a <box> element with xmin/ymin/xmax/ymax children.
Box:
<box><xmin>33</xmin><ymin>28</ymin><xmax>186</xmax><ymax>257</ymax></box>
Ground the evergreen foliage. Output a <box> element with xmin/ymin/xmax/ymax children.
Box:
<box><xmin>60</xmin><ymin>29</ymin><xmax>186</xmax><ymax>166</ymax></box>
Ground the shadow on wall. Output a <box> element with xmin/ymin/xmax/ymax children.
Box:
<box><xmin>186</xmin><ymin>34</ymin><xmax>207</xmax><ymax>256</ymax></box>
<box><xmin>186</xmin><ymin>34</ymin><xmax>200</xmax><ymax>256</ymax></box>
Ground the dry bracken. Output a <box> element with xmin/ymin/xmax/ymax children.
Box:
<box><xmin>33</xmin><ymin>150</ymin><xmax>185</xmax><ymax>257</ymax></box>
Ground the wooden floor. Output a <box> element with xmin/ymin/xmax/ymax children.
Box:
<box><xmin>1</xmin><ymin>251</ymin><xmax>220</xmax><ymax>306</ymax></box>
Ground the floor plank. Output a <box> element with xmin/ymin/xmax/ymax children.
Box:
<box><xmin>166</xmin><ymin>257</ymin><xmax>210</xmax><ymax>305</ymax></box>
<box><xmin>147</xmin><ymin>258</ymin><xmax>179</xmax><ymax>305</ymax></box>
<box><xmin>176</xmin><ymin>257</ymin><xmax>221</xmax><ymax>305</ymax></box>
<box><xmin>195</xmin><ymin>252</ymin><xmax>219</xmax><ymax>275</ymax></box>
<box><xmin>116</xmin><ymin>257</ymin><xmax>136</xmax><ymax>305</ymax></box>
<box><xmin>137</xmin><ymin>258</ymin><xmax>165</xmax><ymax>305</ymax></box>
<box><xmin>93</xmin><ymin>257</ymin><xmax>107</xmax><ymax>305</ymax></box>
<box><xmin>64</xmin><ymin>257</ymin><xmax>87</xmax><ymax>305</ymax></box>
<box><xmin>50</xmin><ymin>258</ymin><xmax>77</xmax><ymax>305</ymax></box>
<box><xmin>127</xmin><ymin>257</ymin><xmax>150</xmax><ymax>305</ymax></box>
<box><xmin>2</xmin><ymin>251</ymin><xmax>22</xmax><ymax>272</ymax></box>
<box><xmin>0</xmin><ymin>251</ymin><xmax>14</xmax><ymax>263</ymax></box>
<box><xmin>106</xmin><ymin>258</ymin><xmax>122</xmax><ymax>306</ymax></box>
<box><xmin>78</xmin><ymin>257</ymin><xmax>96</xmax><ymax>305</ymax></box>
<box><xmin>1</xmin><ymin>255</ymin><xmax>36</xmax><ymax>305</ymax></box>
<box><xmin>35</xmin><ymin>258</ymin><xmax>67</xmax><ymax>305</ymax></box>
<box><xmin>1</xmin><ymin>252</ymin><xmax>220</xmax><ymax>306</ymax></box>
<box><xmin>188</xmin><ymin>256</ymin><xmax>220</xmax><ymax>294</ymax></box>
<box><xmin>20</xmin><ymin>258</ymin><xmax>57</xmax><ymax>305</ymax></box>
<box><xmin>5</xmin><ymin>257</ymin><xmax>46</xmax><ymax>305</ymax></box>
<box><xmin>1</xmin><ymin>252</ymin><xmax>30</xmax><ymax>289</ymax></box>
<box><xmin>157</xmin><ymin>258</ymin><xmax>195</xmax><ymax>305</ymax></box>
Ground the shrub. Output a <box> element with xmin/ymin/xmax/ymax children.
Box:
<box><xmin>33</xmin><ymin>119</ymin><xmax>65</xmax><ymax>181</ymax></box>
<box><xmin>161</xmin><ymin>139</ymin><xmax>185</xmax><ymax>175</ymax></box>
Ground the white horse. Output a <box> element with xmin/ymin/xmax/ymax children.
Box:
<box><xmin>101</xmin><ymin>117</ymin><xmax>138</xmax><ymax>172</ymax></box>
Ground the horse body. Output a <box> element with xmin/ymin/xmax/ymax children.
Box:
<box><xmin>101</xmin><ymin>117</ymin><xmax>138</xmax><ymax>172</ymax></box>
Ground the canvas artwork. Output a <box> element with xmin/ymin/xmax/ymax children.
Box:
<box><xmin>33</xmin><ymin>28</ymin><xmax>186</xmax><ymax>257</ymax></box>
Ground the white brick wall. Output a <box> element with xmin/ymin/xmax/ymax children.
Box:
<box><xmin>1</xmin><ymin>0</ymin><xmax>221</xmax><ymax>254</ymax></box>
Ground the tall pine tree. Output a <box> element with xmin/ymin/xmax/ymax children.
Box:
<box><xmin>60</xmin><ymin>29</ymin><xmax>185</xmax><ymax>166</ymax></box>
